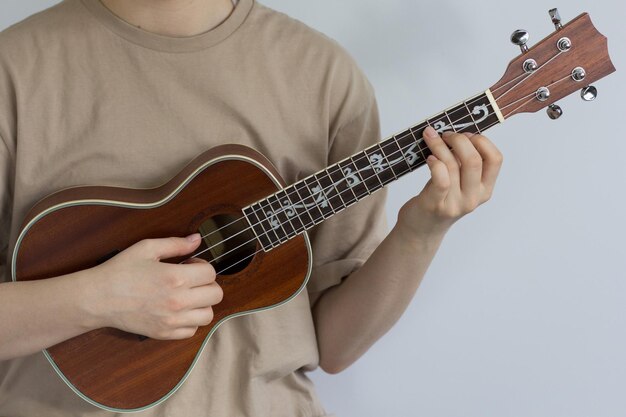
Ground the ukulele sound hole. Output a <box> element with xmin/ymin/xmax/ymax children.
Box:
<box><xmin>196</xmin><ymin>213</ymin><xmax>257</xmax><ymax>275</ymax></box>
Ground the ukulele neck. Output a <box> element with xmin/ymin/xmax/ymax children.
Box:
<box><xmin>243</xmin><ymin>90</ymin><xmax>504</xmax><ymax>251</ymax></box>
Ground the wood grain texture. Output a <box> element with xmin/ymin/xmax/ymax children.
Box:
<box><xmin>490</xmin><ymin>13</ymin><xmax>616</xmax><ymax>118</ymax></box>
<box><xmin>12</xmin><ymin>144</ymin><xmax>311</xmax><ymax>410</ymax></box>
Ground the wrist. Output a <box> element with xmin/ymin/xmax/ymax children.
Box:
<box><xmin>390</xmin><ymin>219</ymin><xmax>448</xmax><ymax>252</ymax></box>
<box><xmin>73</xmin><ymin>266</ymin><xmax>110</xmax><ymax>331</ymax></box>
<box><xmin>395</xmin><ymin>206</ymin><xmax>451</xmax><ymax>243</ymax></box>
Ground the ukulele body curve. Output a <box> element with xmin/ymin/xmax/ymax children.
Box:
<box><xmin>11</xmin><ymin>143</ymin><xmax>312</xmax><ymax>412</ymax></box>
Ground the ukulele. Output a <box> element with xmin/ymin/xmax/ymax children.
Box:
<box><xmin>11</xmin><ymin>8</ymin><xmax>615</xmax><ymax>412</ymax></box>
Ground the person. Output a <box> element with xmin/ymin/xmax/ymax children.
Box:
<box><xmin>0</xmin><ymin>0</ymin><xmax>503</xmax><ymax>416</ymax></box>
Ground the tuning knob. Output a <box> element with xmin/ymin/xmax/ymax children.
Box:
<box><xmin>581</xmin><ymin>85</ymin><xmax>597</xmax><ymax>101</ymax></box>
<box><xmin>547</xmin><ymin>104</ymin><xmax>563</xmax><ymax>120</ymax></box>
<box><xmin>549</xmin><ymin>8</ymin><xmax>563</xmax><ymax>30</ymax></box>
<box><xmin>510</xmin><ymin>29</ymin><xmax>530</xmax><ymax>53</ymax></box>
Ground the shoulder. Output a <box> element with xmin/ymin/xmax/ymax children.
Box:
<box><xmin>247</xmin><ymin>2</ymin><xmax>376</xmax><ymax>129</ymax></box>
<box><xmin>0</xmin><ymin>0</ymin><xmax>88</xmax><ymax>53</ymax></box>
<box><xmin>249</xmin><ymin>2</ymin><xmax>367</xmax><ymax>78</ymax></box>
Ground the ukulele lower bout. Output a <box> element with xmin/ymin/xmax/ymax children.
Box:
<box><xmin>11</xmin><ymin>144</ymin><xmax>312</xmax><ymax>411</ymax></box>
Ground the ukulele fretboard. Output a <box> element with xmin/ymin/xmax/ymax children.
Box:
<box><xmin>243</xmin><ymin>91</ymin><xmax>501</xmax><ymax>251</ymax></box>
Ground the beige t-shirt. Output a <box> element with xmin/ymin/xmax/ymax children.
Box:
<box><xmin>0</xmin><ymin>0</ymin><xmax>388</xmax><ymax>416</ymax></box>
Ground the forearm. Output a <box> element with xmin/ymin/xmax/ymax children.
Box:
<box><xmin>313</xmin><ymin>223</ymin><xmax>446</xmax><ymax>374</ymax></box>
<box><xmin>0</xmin><ymin>270</ymin><xmax>97</xmax><ymax>360</ymax></box>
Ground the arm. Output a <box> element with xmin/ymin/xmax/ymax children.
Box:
<box><xmin>313</xmin><ymin>126</ymin><xmax>503</xmax><ymax>373</ymax></box>
<box><xmin>0</xmin><ymin>234</ymin><xmax>222</xmax><ymax>361</ymax></box>
<box><xmin>0</xmin><ymin>268</ymin><xmax>104</xmax><ymax>360</ymax></box>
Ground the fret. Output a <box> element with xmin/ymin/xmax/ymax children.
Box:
<box><xmin>250</xmin><ymin>202</ymin><xmax>281</xmax><ymax>248</ymax></box>
<box><xmin>443</xmin><ymin>109</ymin><xmax>458</xmax><ymax>133</ymax></box>
<box><xmin>338</xmin><ymin>159</ymin><xmax>369</xmax><ymax>200</ymax></box>
<box><xmin>375</xmin><ymin>142</ymin><xmax>398</xmax><ymax>180</ymax></box>
<box><xmin>463</xmin><ymin>100</ymin><xmax>481</xmax><ymax>134</ymax></box>
<box><xmin>286</xmin><ymin>181</ymin><xmax>316</xmax><ymax>229</ymax></box>
<box><xmin>384</xmin><ymin>136</ymin><xmax>412</xmax><ymax>175</ymax></box>
<box><xmin>277</xmin><ymin>186</ymin><xmax>307</xmax><ymax>232</ymax></box>
<box><xmin>395</xmin><ymin>128</ymin><xmax>423</xmax><ymax>170</ymax></box>
<box><xmin>311</xmin><ymin>174</ymin><xmax>338</xmax><ymax>216</ymax></box>
<box><xmin>365</xmin><ymin>146</ymin><xmax>395</xmax><ymax>185</ymax></box>
<box><xmin>293</xmin><ymin>179</ymin><xmax>325</xmax><ymax>225</ymax></box>
<box><xmin>316</xmin><ymin>168</ymin><xmax>347</xmax><ymax>213</ymax></box>
<box><xmin>266</xmin><ymin>192</ymin><xmax>297</xmax><ymax>238</ymax></box>
<box><xmin>449</xmin><ymin>102</ymin><xmax>476</xmax><ymax>134</ymax></box>
<box><xmin>243</xmin><ymin>205</ymin><xmax>274</xmax><ymax>251</ymax></box>
<box><xmin>467</xmin><ymin>93</ymin><xmax>501</xmax><ymax>133</ymax></box>
<box><xmin>257</xmin><ymin>198</ymin><xmax>289</xmax><ymax>244</ymax></box>
<box><xmin>408</xmin><ymin>124</ymin><xmax>429</xmax><ymax>162</ymax></box>
<box><xmin>327</xmin><ymin>163</ymin><xmax>358</xmax><ymax>205</ymax></box>
<box><xmin>352</xmin><ymin>153</ymin><xmax>382</xmax><ymax>193</ymax></box>
<box><xmin>428</xmin><ymin>112</ymin><xmax>451</xmax><ymax>135</ymax></box>
<box><xmin>246</xmin><ymin>203</ymin><xmax>281</xmax><ymax>249</ymax></box>
<box><xmin>357</xmin><ymin>150</ymin><xmax>385</xmax><ymax>187</ymax></box>
<box><xmin>242</xmin><ymin>92</ymin><xmax>502</xmax><ymax>252</ymax></box>
<box><xmin>388</xmin><ymin>132</ymin><xmax>416</xmax><ymax>172</ymax></box>
<box><xmin>303</xmin><ymin>176</ymin><xmax>333</xmax><ymax>220</ymax></box>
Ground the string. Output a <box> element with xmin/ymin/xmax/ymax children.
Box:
<box><xmin>183</xmin><ymin>94</ymin><xmax>496</xmax><ymax>264</ymax></box>
<box><xmin>192</xmin><ymin>88</ymin><xmax>520</xmax><ymax>265</ymax></box>
<box><xmin>210</xmin><ymin>115</ymin><xmax>507</xmax><ymax>275</ymax></box>
<box><xmin>189</xmin><ymin>93</ymin><xmax>516</xmax><ymax>267</ymax></box>
<box><xmin>184</xmin><ymin>51</ymin><xmax>567</xmax><ymax>270</ymax></box>
<box><xmin>495</xmin><ymin>50</ymin><xmax>564</xmax><ymax>101</ymax></box>
<box><xmin>185</xmin><ymin>46</ymin><xmax>565</xmax><ymax>257</ymax></box>
<box><xmin>181</xmin><ymin>90</ymin><xmax>494</xmax><ymax>262</ymax></box>
<box><xmin>189</xmin><ymin>108</ymin><xmax>503</xmax><ymax>270</ymax></box>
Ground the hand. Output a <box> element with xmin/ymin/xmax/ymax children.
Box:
<box><xmin>86</xmin><ymin>233</ymin><xmax>223</xmax><ymax>340</ymax></box>
<box><xmin>396</xmin><ymin>126</ymin><xmax>503</xmax><ymax>239</ymax></box>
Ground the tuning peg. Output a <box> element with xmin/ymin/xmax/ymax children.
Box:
<box><xmin>549</xmin><ymin>8</ymin><xmax>563</xmax><ymax>30</ymax></box>
<box><xmin>581</xmin><ymin>85</ymin><xmax>597</xmax><ymax>101</ymax></box>
<box><xmin>510</xmin><ymin>29</ymin><xmax>530</xmax><ymax>53</ymax></box>
<box><xmin>547</xmin><ymin>104</ymin><xmax>563</xmax><ymax>120</ymax></box>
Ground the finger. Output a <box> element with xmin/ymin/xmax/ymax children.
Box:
<box><xmin>185</xmin><ymin>282</ymin><xmax>224</xmax><ymax>309</ymax></box>
<box><xmin>161</xmin><ymin>260</ymin><xmax>216</xmax><ymax>288</ymax></box>
<box><xmin>182</xmin><ymin>261</ymin><xmax>217</xmax><ymax>287</ymax></box>
<box><xmin>136</xmin><ymin>234</ymin><xmax>202</xmax><ymax>260</ymax></box>
<box><xmin>422</xmin><ymin>126</ymin><xmax>460</xmax><ymax>186</ymax></box>
<box><xmin>182</xmin><ymin>257</ymin><xmax>208</xmax><ymax>264</ymax></box>
<box><xmin>176</xmin><ymin>306</ymin><xmax>216</xmax><ymax>327</ymax></box>
<box><xmin>165</xmin><ymin>326</ymin><xmax>199</xmax><ymax>340</ymax></box>
<box><xmin>424</xmin><ymin>155</ymin><xmax>450</xmax><ymax>202</ymax></box>
<box><xmin>469</xmin><ymin>134</ymin><xmax>504</xmax><ymax>194</ymax></box>
<box><xmin>440</xmin><ymin>132</ymin><xmax>482</xmax><ymax>198</ymax></box>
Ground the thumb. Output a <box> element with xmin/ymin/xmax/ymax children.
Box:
<box><xmin>424</xmin><ymin>154</ymin><xmax>450</xmax><ymax>201</ymax></box>
<box><xmin>138</xmin><ymin>233</ymin><xmax>202</xmax><ymax>261</ymax></box>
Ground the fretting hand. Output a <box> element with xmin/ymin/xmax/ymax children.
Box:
<box><xmin>396</xmin><ymin>126</ymin><xmax>503</xmax><ymax>240</ymax></box>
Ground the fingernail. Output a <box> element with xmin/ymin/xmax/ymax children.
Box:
<box><xmin>426</xmin><ymin>155</ymin><xmax>436</xmax><ymax>163</ymax></box>
<box><xmin>186</xmin><ymin>233</ymin><xmax>200</xmax><ymax>242</ymax></box>
<box><xmin>423</xmin><ymin>126</ymin><xmax>438</xmax><ymax>139</ymax></box>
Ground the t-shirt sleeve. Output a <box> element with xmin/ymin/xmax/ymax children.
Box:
<box><xmin>305</xmin><ymin>59</ymin><xmax>388</xmax><ymax>304</ymax></box>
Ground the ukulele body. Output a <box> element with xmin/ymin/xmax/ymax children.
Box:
<box><xmin>11</xmin><ymin>143</ymin><xmax>312</xmax><ymax>411</ymax></box>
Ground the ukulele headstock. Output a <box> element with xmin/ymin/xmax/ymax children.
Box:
<box><xmin>489</xmin><ymin>9</ymin><xmax>616</xmax><ymax>120</ymax></box>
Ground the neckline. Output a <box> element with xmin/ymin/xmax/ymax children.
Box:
<box><xmin>79</xmin><ymin>0</ymin><xmax>254</xmax><ymax>53</ymax></box>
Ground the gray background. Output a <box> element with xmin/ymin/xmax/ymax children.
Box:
<box><xmin>2</xmin><ymin>1</ymin><xmax>625</xmax><ymax>416</ymax></box>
